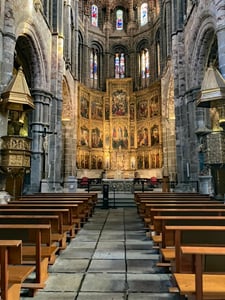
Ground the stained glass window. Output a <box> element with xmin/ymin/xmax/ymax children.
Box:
<box><xmin>91</xmin><ymin>4</ymin><xmax>98</xmax><ymax>27</ymax></box>
<box><xmin>116</xmin><ymin>9</ymin><xmax>123</xmax><ymax>30</ymax></box>
<box><xmin>140</xmin><ymin>48</ymin><xmax>149</xmax><ymax>79</ymax></box>
<box><xmin>141</xmin><ymin>3</ymin><xmax>148</xmax><ymax>26</ymax></box>
<box><xmin>115</xmin><ymin>53</ymin><xmax>125</xmax><ymax>78</ymax></box>
<box><xmin>90</xmin><ymin>49</ymin><xmax>98</xmax><ymax>87</ymax></box>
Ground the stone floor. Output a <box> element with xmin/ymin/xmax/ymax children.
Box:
<box><xmin>21</xmin><ymin>207</ymin><xmax>182</xmax><ymax>300</ymax></box>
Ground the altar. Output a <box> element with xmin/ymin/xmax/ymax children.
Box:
<box><xmin>102</xmin><ymin>178</ymin><xmax>134</xmax><ymax>193</ymax></box>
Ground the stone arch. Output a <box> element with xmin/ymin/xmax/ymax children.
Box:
<box><xmin>15</xmin><ymin>22</ymin><xmax>51</xmax><ymax>90</ymax></box>
<box><xmin>186</xmin><ymin>14</ymin><xmax>216</xmax><ymax>89</ymax></box>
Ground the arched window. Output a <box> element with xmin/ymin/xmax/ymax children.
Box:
<box><xmin>78</xmin><ymin>32</ymin><xmax>84</xmax><ymax>83</ymax></box>
<box><xmin>116</xmin><ymin>9</ymin><xmax>123</xmax><ymax>30</ymax></box>
<box><xmin>90</xmin><ymin>49</ymin><xmax>98</xmax><ymax>87</ymax></box>
<box><xmin>91</xmin><ymin>4</ymin><xmax>98</xmax><ymax>27</ymax></box>
<box><xmin>156</xmin><ymin>30</ymin><xmax>161</xmax><ymax>77</ymax></box>
<box><xmin>140</xmin><ymin>48</ymin><xmax>150</xmax><ymax>79</ymax></box>
<box><xmin>137</xmin><ymin>40</ymin><xmax>150</xmax><ymax>88</ymax></box>
<box><xmin>115</xmin><ymin>52</ymin><xmax>125</xmax><ymax>78</ymax></box>
<box><xmin>89</xmin><ymin>43</ymin><xmax>103</xmax><ymax>89</ymax></box>
<box><xmin>141</xmin><ymin>3</ymin><xmax>148</xmax><ymax>26</ymax></box>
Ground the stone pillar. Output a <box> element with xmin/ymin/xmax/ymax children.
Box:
<box><xmin>0</xmin><ymin>1</ymin><xmax>16</xmax><ymax>90</ymax></box>
<box><xmin>73</xmin><ymin>0</ymin><xmax>79</xmax><ymax>79</ymax></box>
<box><xmin>29</xmin><ymin>89</ymin><xmax>52</xmax><ymax>193</ymax></box>
<box><xmin>129</xmin><ymin>0</ymin><xmax>134</xmax><ymax>21</ymax></box>
<box><xmin>64</xmin><ymin>0</ymin><xmax>72</xmax><ymax>67</ymax></box>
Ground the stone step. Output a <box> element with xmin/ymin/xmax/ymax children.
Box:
<box><xmin>97</xmin><ymin>192</ymin><xmax>136</xmax><ymax>207</ymax></box>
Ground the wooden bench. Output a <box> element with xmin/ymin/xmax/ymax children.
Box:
<box><xmin>135</xmin><ymin>194</ymin><xmax>213</xmax><ymax>213</ymax></box>
<box><xmin>1</xmin><ymin>203</ymin><xmax>81</xmax><ymax>238</ymax></box>
<box><xmin>134</xmin><ymin>192</ymin><xmax>211</xmax><ymax>204</ymax></box>
<box><xmin>141</xmin><ymin>201</ymin><xmax>222</xmax><ymax>226</ymax></box>
<box><xmin>163</xmin><ymin>225</ymin><xmax>225</xmax><ymax>273</ymax></box>
<box><xmin>173</xmin><ymin>246</ymin><xmax>225</xmax><ymax>300</ymax></box>
<box><xmin>151</xmin><ymin>215</ymin><xmax>225</xmax><ymax>267</ymax></box>
<box><xmin>0</xmin><ymin>224</ymin><xmax>56</xmax><ymax>295</ymax></box>
<box><xmin>0</xmin><ymin>240</ymin><xmax>35</xmax><ymax>300</ymax></box>
<box><xmin>0</xmin><ymin>208</ymin><xmax>72</xmax><ymax>245</ymax></box>
<box><xmin>11</xmin><ymin>198</ymin><xmax>92</xmax><ymax>227</ymax></box>
<box><xmin>19</xmin><ymin>192</ymin><xmax>98</xmax><ymax>215</ymax></box>
<box><xmin>144</xmin><ymin>202</ymin><xmax>225</xmax><ymax>219</ymax></box>
<box><xmin>138</xmin><ymin>198</ymin><xmax>220</xmax><ymax>219</ymax></box>
<box><xmin>149</xmin><ymin>207</ymin><xmax>225</xmax><ymax>251</ymax></box>
<box><xmin>150</xmin><ymin>208</ymin><xmax>225</xmax><ymax>230</ymax></box>
<box><xmin>0</xmin><ymin>215</ymin><xmax>67</xmax><ymax>251</ymax></box>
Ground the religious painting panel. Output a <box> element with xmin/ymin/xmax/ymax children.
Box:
<box><xmin>80</xmin><ymin>126</ymin><xmax>89</xmax><ymax>146</ymax></box>
<box><xmin>91</xmin><ymin>127</ymin><xmax>103</xmax><ymax>148</ymax></box>
<box><xmin>97</xmin><ymin>156</ymin><xmax>103</xmax><ymax>169</ymax></box>
<box><xmin>150</xmin><ymin>149</ymin><xmax>161</xmax><ymax>168</ymax></box>
<box><xmin>137</xmin><ymin>100</ymin><xmax>148</xmax><ymax>120</ymax></box>
<box><xmin>80</xmin><ymin>152</ymin><xmax>89</xmax><ymax>169</ymax></box>
<box><xmin>137</xmin><ymin>126</ymin><xmax>149</xmax><ymax>147</ymax></box>
<box><xmin>112</xmin><ymin>124</ymin><xmax>128</xmax><ymax>149</ymax></box>
<box><xmin>144</xmin><ymin>153</ymin><xmax>150</xmax><ymax>169</ymax></box>
<box><xmin>91</xmin><ymin>154</ymin><xmax>97</xmax><ymax>169</ymax></box>
<box><xmin>137</xmin><ymin>153</ymin><xmax>144</xmax><ymax>169</ymax></box>
<box><xmin>91</xmin><ymin>99</ymin><xmax>103</xmax><ymax>120</ymax></box>
<box><xmin>80</xmin><ymin>96</ymin><xmax>89</xmax><ymax>119</ymax></box>
<box><xmin>112</xmin><ymin>90</ymin><xmax>128</xmax><ymax>116</ymax></box>
<box><xmin>150</xmin><ymin>124</ymin><xmax>160</xmax><ymax>146</ymax></box>
<box><xmin>149</xmin><ymin>95</ymin><xmax>160</xmax><ymax>118</ymax></box>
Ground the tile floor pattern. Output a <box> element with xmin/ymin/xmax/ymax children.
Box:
<box><xmin>21</xmin><ymin>208</ymin><xmax>183</xmax><ymax>300</ymax></box>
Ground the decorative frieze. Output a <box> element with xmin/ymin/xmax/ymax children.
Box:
<box><xmin>205</xmin><ymin>132</ymin><xmax>225</xmax><ymax>164</ymax></box>
<box><xmin>0</xmin><ymin>136</ymin><xmax>31</xmax><ymax>171</ymax></box>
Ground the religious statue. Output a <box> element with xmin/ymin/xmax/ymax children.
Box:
<box><xmin>210</xmin><ymin>107</ymin><xmax>223</xmax><ymax>132</ymax></box>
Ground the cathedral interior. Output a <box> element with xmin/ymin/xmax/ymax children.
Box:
<box><xmin>1</xmin><ymin>0</ymin><xmax>225</xmax><ymax>198</ymax></box>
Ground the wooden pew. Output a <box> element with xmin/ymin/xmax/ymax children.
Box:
<box><xmin>141</xmin><ymin>200</ymin><xmax>222</xmax><ymax>225</ymax></box>
<box><xmin>151</xmin><ymin>215</ymin><xmax>225</xmax><ymax>267</ymax></box>
<box><xmin>163</xmin><ymin>225</ymin><xmax>225</xmax><ymax>273</ymax></box>
<box><xmin>0</xmin><ymin>240</ymin><xmax>35</xmax><ymax>300</ymax></box>
<box><xmin>150</xmin><ymin>208</ymin><xmax>225</xmax><ymax>229</ymax></box>
<box><xmin>153</xmin><ymin>215</ymin><xmax>225</xmax><ymax>236</ymax></box>
<box><xmin>144</xmin><ymin>202</ymin><xmax>225</xmax><ymax>219</ymax></box>
<box><xmin>0</xmin><ymin>203</ymin><xmax>81</xmax><ymax>238</ymax></box>
<box><xmin>12</xmin><ymin>197</ymin><xmax>93</xmax><ymax>226</ymax></box>
<box><xmin>0</xmin><ymin>224</ymin><xmax>55</xmax><ymax>295</ymax></box>
<box><xmin>0</xmin><ymin>208</ymin><xmax>73</xmax><ymax>244</ymax></box>
<box><xmin>173</xmin><ymin>246</ymin><xmax>225</xmax><ymax>300</ymax></box>
<box><xmin>148</xmin><ymin>208</ymin><xmax>225</xmax><ymax>258</ymax></box>
<box><xmin>28</xmin><ymin>191</ymin><xmax>98</xmax><ymax>203</ymax></box>
<box><xmin>136</xmin><ymin>195</ymin><xmax>216</xmax><ymax>216</ymax></box>
<box><xmin>11</xmin><ymin>199</ymin><xmax>91</xmax><ymax>227</ymax></box>
<box><xmin>0</xmin><ymin>215</ymin><xmax>67</xmax><ymax>251</ymax></box>
<box><xmin>138</xmin><ymin>198</ymin><xmax>220</xmax><ymax>218</ymax></box>
<box><xmin>19</xmin><ymin>192</ymin><xmax>98</xmax><ymax>216</ymax></box>
<box><xmin>134</xmin><ymin>192</ymin><xmax>211</xmax><ymax>205</ymax></box>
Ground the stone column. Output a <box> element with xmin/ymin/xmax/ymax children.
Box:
<box><xmin>29</xmin><ymin>89</ymin><xmax>52</xmax><ymax>193</ymax></box>
<box><xmin>129</xmin><ymin>0</ymin><xmax>134</xmax><ymax>21</ymax></box>
<box><xmin>64</xmin><ymin>0</ymin><xmax>72</xmax><ymax>67</ymax></box>
<box><xmin>73</xmin><ymin>0</ymin><xmax>79</xmax><ymax>79</ymax></box>
<box><xmin>0</xmin><ymin>1</ymin><xmax>16</xmax><ymax>90</ymax></box>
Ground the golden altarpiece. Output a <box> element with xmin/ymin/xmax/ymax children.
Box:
<box><xmin>76</xmin><ymin>78</ymin><xmax>162</xmax><ymax>179</ymax></box>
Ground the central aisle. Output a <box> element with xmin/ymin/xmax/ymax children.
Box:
<box><xmin>22</xmin><ymin>208</ymin><xmax>181</xmax><ymax>300</ymax></box>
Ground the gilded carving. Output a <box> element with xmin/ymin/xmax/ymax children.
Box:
<box><xmin>77</xmin><ymin>79</ymin><xmax>162</xmax><ymax>175</ymax></box>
